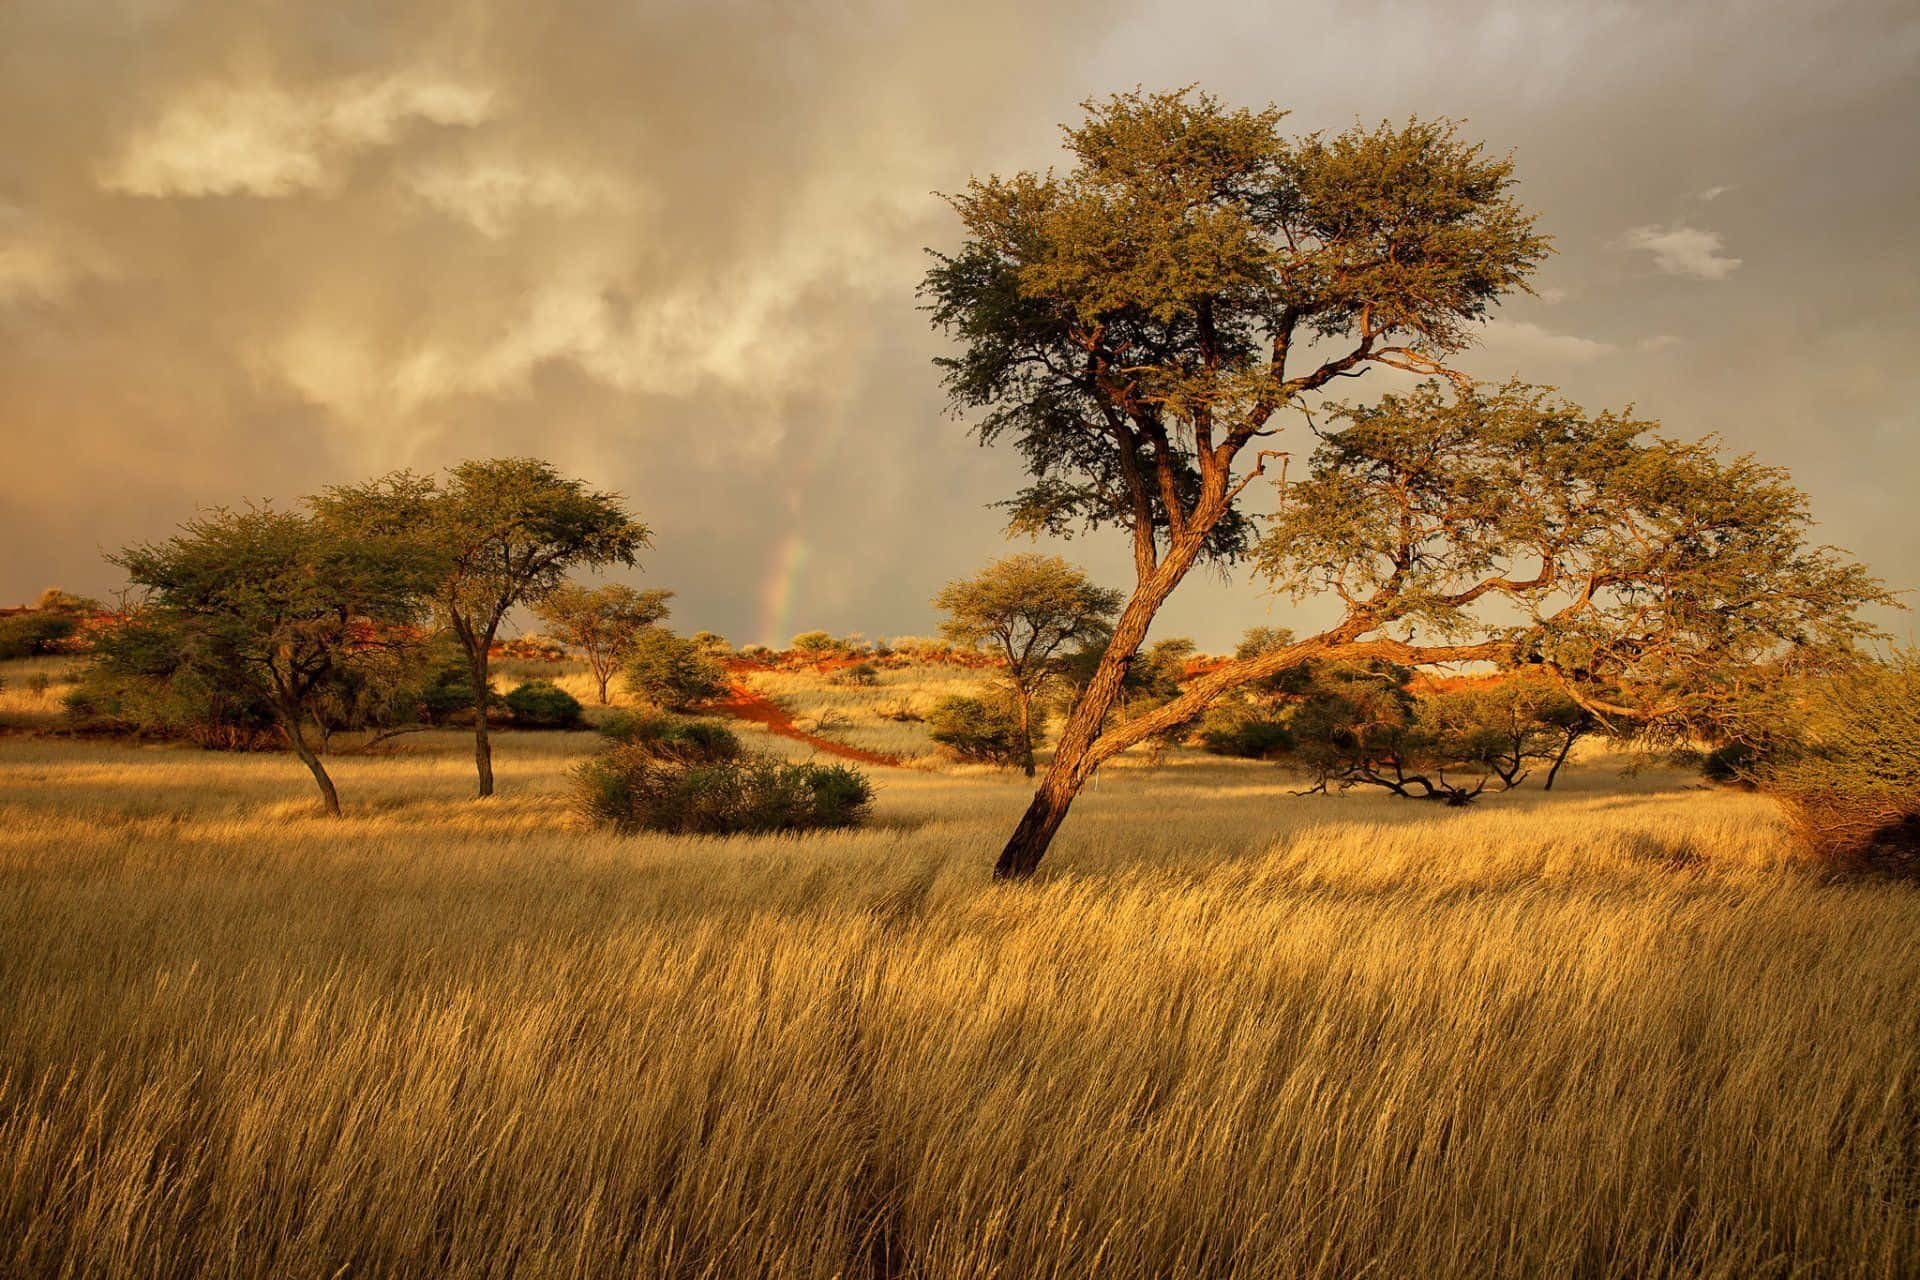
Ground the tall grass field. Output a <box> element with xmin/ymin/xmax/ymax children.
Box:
<box><xmin>3</xmin><ymin>664</ymin><xmax>1917</xmax><ymax>1277</ymax></box>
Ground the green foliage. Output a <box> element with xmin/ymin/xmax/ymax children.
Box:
<box><xmin>313</xmin><ymin>458</ymin><xmax>649</xmax><ymax>794</ymax></box>
<box><xmin>924</xmin><ymin>88</ymin><xmax>1547</xmax><ymax>566</ymax></box>
<box><xmin>928</xmin><ymin>692</ymin><xmax>1028</xmax><ymax>765</ymax></box>
<box><xmin>1749</xmin><ymin>652</ymin><xmax>1920</xmax><ymax>866</ymax></box>
<box><xmin>0</xmin><ymin>611</ymin><xmax>78</xmax><ymax>660</ymax></box>
<box><xmin>575</xmin><ymin>749</ymin><xmax>873</xmax><ymax>836</ymax></box>
<box><xmin>1198</xmin><ymin>705</ymin><xmax>1293</xmax><ymax>759</ymax></box>
<box><xmin>85</xmin><ymin>506</ymin><xmax>433</xmax><ymax>809</ymax></box>
<box><xmin>623</xmin><ymin>628</ymin><xmax>728</xmax><ymax>711</ymax></box>
<box><xmin>838</xmin><ymin>661</ymin><xmax>880</xmax><ymax>686</ymax></box>
<box><xmin>935</xmin><ymin>555</ymin><xmax>1121</xmax><ymax>673</ymax></box>
<box><xmin>504</xmin><ymin>680</ymin><xmax>583</xmax><ymax>730</ymax></box>
<box><xmin>1255</xmin><ymin>381</ymin><xmax>1889</xmax><ymax>728</ymax></box>
<box><xmin>596</xmin><ymin>711</ymin><xmax>740</xmax><ymax>764</ymax></box>
<box><xmin>65</xmin><ymin>632</ymin><xmax>281</xmax><ymax>751</ymax></box>
<box><xmin>790</xmin><ymin>631</ymin><xmax>838</xmax><ymax>653</ymax></box>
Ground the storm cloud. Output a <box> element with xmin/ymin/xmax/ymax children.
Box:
<box><xmin>3</xmin><ymin>0</ymin><xmax>1915</xmax><ymax>646</ymax></box>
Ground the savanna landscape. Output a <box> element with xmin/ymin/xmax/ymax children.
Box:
<box><xmin>5</xmin><ymin>3</ymin><xmax>1920</xmax><ymax>1277</ymax></box>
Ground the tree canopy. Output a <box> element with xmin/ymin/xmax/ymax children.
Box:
<box><xmin>314</xmin><ymin>458</ymin><xmax>648</xmax><ymax>796</ymax></box>
<box><xmin>107</xmin><ymin>506</ymin><xmax>434</xmax><ymax>814</ymax></box>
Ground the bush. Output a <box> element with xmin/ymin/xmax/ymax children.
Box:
<box><xmin>837</xmin><ymin>661</ymin><xmax>880</xmax><ymax>686</ymax></box>
<box><xmin>790</xmin><ymin>630</ymin><xmax>839</xmax><ymax>654</ymax></box>
<box><xmin>928</xmin><ymin>693</ymin><xmax>1024</xmax><ymax>765</ymax></box>
<box><xmin>597</xmin><ymin>710</ymin><xmax>741</xmax><ymax>763</ymax></box>
<box><xmin>0</xmin><ymin>611</ymin><xmax>77</xmax><ymax>660</ymax></box>
<box><xmin>575</xmin><ymin>749</ymin><xmax>873</xmax><ymax>835</ymax></box>
<box><xmin>1755</xmin><ymin>652</ymin><xmax>1920</xmax><ymax>868</ymax></box>
<box><xmin>624</xmin><ymin>628</ymin><xmax>729</xmax><ymax>711</ymax></box>
<box><xmin>504</xmin><ymin>680</ymin><xmax>583</xmax><ymax>729</ymax></box>
<box><xmin>1199</xmin><ymin>709</ymin><xmax>1294</xmax><ymax>759</ymax></box>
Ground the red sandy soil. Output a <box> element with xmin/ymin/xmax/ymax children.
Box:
<box><xmin>711</xmin><ymin>681</ymin><xmax>907</xmax><ymax>768</ymax></box>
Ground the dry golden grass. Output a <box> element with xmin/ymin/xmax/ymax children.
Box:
<box><xmin>2</xmin><ymin>717</ymin><xmax>1918</xmax><ymax>1278</ymax></box>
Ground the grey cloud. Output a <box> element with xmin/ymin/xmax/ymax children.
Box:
<box><xmin>2</xmin><ymin>0</ymin><xmax>1916</xmax><ymax>650</ymax></box>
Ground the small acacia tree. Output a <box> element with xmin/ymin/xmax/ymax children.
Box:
<box><xmin>315</xmin><ymin>459</ymin><xmax>648</xmax><ymax>797</ymax></box>
<box><xmin>1422</xmin><ymin>674</ymin><xmax>1594</xmax><ymax>791</ymax></box>
<box><xmin>535</xmin><ymin>581</ymin><xmax>674</xmax><ymax>703</ymax></box>
<box><xmin>935</xmin><ymin>553</ymin><xmax>1121</xmax><ymax>775</ymax></box>
<box><xmin>106</xmin><ymin>507</ymin><xmax>431</xmax><ymax>814</ymax></box>
<box><xmin>624</xmin><ymin>627</ymin><xmax>728</xmax><ymax>712</ymax></box>
<box><xmin>927</xmin><ymin>89</ymin><xmax>1884</xmax><ymax>877</ymax></box>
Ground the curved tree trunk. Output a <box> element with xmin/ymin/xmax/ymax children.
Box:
<box><xmin>996</xmin><ymin>536</ymin><xmax>1204</xmax><ymax>878</ymax></box>
<box><xmin>1543</xmin><ymin>729</ymin><xmax>1579</xmax><ymax>791</ymax></box>
<box><xmin>282</xmin><ymin>722</ymin><xmax>342</xmax><ymax>817</ymax></box>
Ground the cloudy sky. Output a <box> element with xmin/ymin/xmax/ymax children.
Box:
<box><xmin>3</xmin><ymin>0</ymin><xmax>1916</xmax><ymax>648</ymax></box>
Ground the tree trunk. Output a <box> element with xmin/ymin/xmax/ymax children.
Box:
<box><xmin>595</xmin><ymin>668</ymin><xmax>611</xmax><ymax>705</ymax></box>
<box><xmin>1015</xmin><ymin>685</ymin><xmax>1036</xmax><ymax>778</ymax></box>
<box><xmin>995</xmin><ymin>537</ymin><xmax>1202</xmax><ymax>879</ymax></box>
<box><xmin>1544</xmin><ymin>730</ymin><xmax>1578</xmax><ymax>791</ymax></box>
<box><xmin>282</xmin><ymin>722</ymin><xmax>342</xmax><ymax>817</ymax></box>
<box><xmin>469</xmin><ymin>647</ymin><xmax>495</xmax><ymax>798</ymax></box>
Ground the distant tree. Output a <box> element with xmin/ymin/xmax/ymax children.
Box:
<box><xmin>925</xmin><ymin>89</ymin><xmax>1553</xmax><ymax>875</ymax></box>
<box><xmin>790</xmin><ymin>631</ymin><xmax>838</xmax><ymax>654</ymax></box>
<box><xmin>1421</xmin><ymin>674</ymin><xmax>1596</xmax><ymax>791</ymax></box>
<box><xmin>624</xmin><ymin>627</ymin><xmax>728</xmax><ymax>712</ymax></box>
<box><xmin>534</xmin><ymin>582</ymin><xmax>673</xmax><ymax>703</ymax></box>
<box><xmin>936</xmin><ymin>554</ymin><xmax>1122</xmax><ymax>776</ymax></box>
<box><xmin>314</xmin><ymin>458</ymin><xmax>648</xmax><ymax>797</ymax></box>
<box><xmin>104</xmin><ymin>507</ymin><xmax>432</xmax><ymax>814</ymax></box>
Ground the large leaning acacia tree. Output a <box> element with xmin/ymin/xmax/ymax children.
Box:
<box><xmin>925</xmin><ymin>88</ymin><xmax>1885</xmax><ymax>878</ymax></box>
<box><xmin>315</xmin><ymin>459</ymin><xmax>648</xmax><ymax>797</ymax></box>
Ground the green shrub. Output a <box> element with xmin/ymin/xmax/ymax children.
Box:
<box><xmin>1199</xmin><ymin>709</ymin><xmax>1294</xmax><ymax>759</ymax></box>
<box><xmin>790</xmin><ymin>630</ymin><xmax>838</xmax><ymax>654</ymax></box>
<box><xmin>597</xmin><ymin>711</ymin><xmax>741</xmax><ymax>763</ymax></box>
<box><xmin>504</xmin><ymin>680</ymin><xmax>583</xmax><ymax>729</ymax></box>
<box><xmin>838</xmin><ymin>661</ymin><xmax>880</xmax><ymax>687</ymax></box>
<box><xmin>0</xmin><ymin>611</ymin><xmax>77</xmax><ymax>660</ymax></box>
<box><xmin>624</xmin><ymin>628</ymin><xmax>729</xmax><ymax>711</ymax></box>
<box><xmin>575</xmin><ymin>749</ymin><xmax>873</xmax><ymax>835</ymax></box>
<box><xmin>927</xmin><ymin>693</ymin><xmax>1024</xmax><ymax>765</ymax></box>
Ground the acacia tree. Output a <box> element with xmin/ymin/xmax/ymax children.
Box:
<box><xmin>107</xmin><ymin>507</ymin><xmax>432</xmax><ymax>814</ymax></box>
<box><xmin>935</xmin><ymin>553</ymin><xmax>1122</xmax><ymax>775</ymax></box>
<box><xmin>1423</xmin><ymin>674</ymin><xmax>1594</xmax><ymax>791</ymax></box>
<box><xmin>925</xmin><ymin>89</ymin><xmax>1550</xmax><ymax>875</ymax></box>
<box><xmin>535</xmin><ymin>582</ymin><xmax>674</xmax><ymax>703</ymax></box>
<box><xmin>315</xmin><ymin>459</ymin><xmax>648</xmax><ymax>797</ymax></box>
<box><xmin>929</xmin><ymin>89</ymin><xmax>1885</xmax><ymax>877</ymax></box>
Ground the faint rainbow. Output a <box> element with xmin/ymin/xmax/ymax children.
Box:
<box><xmin>756</xmin><ymin>529</ymin><xmax>810</xmax><ymax>647</ymax></box>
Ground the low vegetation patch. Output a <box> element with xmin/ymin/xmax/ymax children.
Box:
<box><xmin>577</xmin><ymin>710</ymin><xmax>870</xmax><ymax>835</ymax></box>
